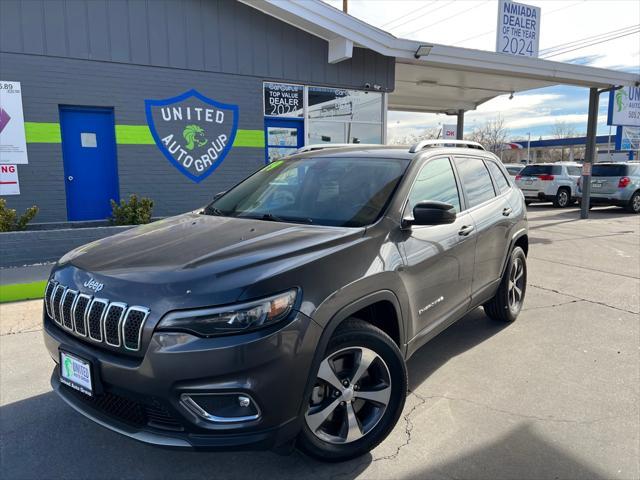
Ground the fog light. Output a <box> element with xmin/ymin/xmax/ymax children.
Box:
<box><xmin>181</xmin><ymin>393</ymin><xmax>260</xmax><ymax>423</ymax></box>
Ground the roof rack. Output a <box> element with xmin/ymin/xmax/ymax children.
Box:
<box><xmin>297</xmin><ymin>143</ymin><xmax>384</xmax><ymax>153</ymax></box>
<box><xmin>409</xmin><ymin>139</ymin><xmax>485</xmax><ymax>153</ymax></box>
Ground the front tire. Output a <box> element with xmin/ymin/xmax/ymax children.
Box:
<box><xmin>484</xmin><ymin>246</ymin><xmax>527</xmax><ymax>322</ymax></box>
<box><xmin>298</xmin><ymin>319</ymin><xmax>407</xmax><ymax>462</ymax></box>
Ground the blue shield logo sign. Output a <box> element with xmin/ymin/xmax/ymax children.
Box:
<box><xmin>145</xmin><ymin>89</ymin><xmax>239</xmax><ymax>183</ymax></box>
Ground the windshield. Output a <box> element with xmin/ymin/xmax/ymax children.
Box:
<box><xmin>592</xmin><ymin>164</ymin><xmax>628</xmax><ymax>177</ymax></box>
<box><xmin>207</xmin><ymin>156</ymin><xmax>408</xmax><ymax>227</ymax></box>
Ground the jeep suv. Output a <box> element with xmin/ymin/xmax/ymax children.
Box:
<box><xmin>515</xmin><ymin>162</ymin><xmax>582</xmax><ymax>207</ymax></box>
<box><xmin>43</xmin><ymin>140</ymin><xmax>528</xmax><ymax>462</ymax></box>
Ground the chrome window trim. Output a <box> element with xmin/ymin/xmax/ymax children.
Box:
<box><xmin>122</xmin><ymin>306</ymin><xmax>150</xmax><ymax>352</ymax></box>
<box><xmin>73</xmin><ymin>293</ymin><xmax>92</xmax><ymax>337</ymax></box>
<box><xmin>61</xmin><ymin>289</ymin><xmax>78</xmax><ymax>331</ymax></box>
<box><xmin>44</xmin><ymin>281</ymin><xmax>57</xmax><ymax>318</ymax></box>
<box><xmin>103</xmin><ymin>302</ymin><xmax>127</xmax><ymax>347</ymax></box>
<box><xmin>51</xmin><ymin>284</ymin><xmax>65</xmax><ymax>324</ymax></box>
<box><xmin>87</xmin><ymin>298</ymin><xmax>109</xmax><ymax>342</ymax></box>
<box><xmin>180</xmin><ymin>393</ymin><xmax>261</xmax><ymax>424</ymax></box>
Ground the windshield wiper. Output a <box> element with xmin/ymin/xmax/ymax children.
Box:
<box><xmin>203</xmin><ymin>205</ymin><xmax>225</xmax><ymax>216</ymax></box>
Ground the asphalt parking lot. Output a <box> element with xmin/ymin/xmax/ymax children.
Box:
<box><xmin>1</xmin><ymin>204</ymin><xmax>638</xmax><ymax>480</ymax></box>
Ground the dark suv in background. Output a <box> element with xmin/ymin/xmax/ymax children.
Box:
<box><xmin>43</xmin><ymin>140</ymin><xmax>528</xmax><ymax>462</ymax></box>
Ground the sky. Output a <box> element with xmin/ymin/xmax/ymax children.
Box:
<box><xmin>323</xmin><ymin>0</ymin><xmax>639</xmax><ymax>141</ymax></box>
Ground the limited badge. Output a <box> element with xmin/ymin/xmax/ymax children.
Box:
<box><xmin>145</xmin><ymin>89</ymin><xmax>239</xmax><ymax>183</ymax></box>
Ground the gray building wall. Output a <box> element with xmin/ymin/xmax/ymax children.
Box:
<box><xmin>0</xmin><ymin>0</ymin><xmax>395</xmax><ymax>223</ymax></box>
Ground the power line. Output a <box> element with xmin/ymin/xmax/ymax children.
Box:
<box><xmin>542</xmin><ymin>29</ymin><xmax>640</xmax><ymax>59</ymax></box>
<box><xmin>540</xmin><ymin>25</ymin><xmax>639</xmax><ymax>55</ymax></box>
<box><xmin>410</xmin><ymin>0</ymin><xmax>492</xmax><ymax>34</ymax></box>
<box><xmin>380</xmin><ymin>1</ymin><xmax>438</xmax><ymax>30</ymax></box>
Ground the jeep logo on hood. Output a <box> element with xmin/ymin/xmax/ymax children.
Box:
<box><xmin>83</xmin><ymin>278</ymin><xmax>104</xmax><ymax>293</ymax></box>
<box><xmin>145</xmin><ymin>89</ymin><xmax>239</xmax><ymax>183</ymax></box>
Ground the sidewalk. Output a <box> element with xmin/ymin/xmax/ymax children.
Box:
<box><xmin>0</xmin><ymin>264</ymin><xmax>53</xmax><ymax>303</ymax></box>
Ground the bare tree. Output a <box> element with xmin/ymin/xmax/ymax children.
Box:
<box><xmin>389</xmin><ymin>126</ymin><xmax>441</xmax><ymax>145</ymax></box>
<box><xmin>468</xmin><ymin>116</ymin><xmax>509</xmax><ymax>155</ymax></box>
<box><xmin>550</xmin><ymin>121</ymin><xmax>581</xmax><ymax>162</ymax></box>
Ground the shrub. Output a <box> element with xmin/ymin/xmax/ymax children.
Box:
<box><xmin>110</xmin><ymin>194</ymin><xmax>154</xmax><ymax>225</ymax></box>
<box><xmin>0</xmin><ymin>198</ymin><xmax>39</xmax><ymax>232</ymax></box>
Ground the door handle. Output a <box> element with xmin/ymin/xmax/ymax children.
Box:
<box><xmin>458</xmin><ymin>225</ymin><xmax>475</xmax><ymax>236</ymax></box>
<box><xmin>502</xmin><ymin>207</ymin><xmax>512</xmax><ymax>216</ymax></box>
<box><xmin>67</xmin><ymin>176</ymin><xmax>74</xmax><ymax>181</ymax></box>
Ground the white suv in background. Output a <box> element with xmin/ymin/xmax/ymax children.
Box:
<box><xmin>515</xmin><ymin>162</ymin><xmax>582</xmax><ymax>208</ymax></box>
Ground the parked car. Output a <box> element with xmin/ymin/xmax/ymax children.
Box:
<box><xmin>577</xmin><ymin>162</ymin><xmax>640</xmax><ymax>213</ymax></box>
<box><xmin>515</xmin><ymin>162</ymin><xmax>582</xmax><ymax>207</ymax></box>
<box><xmin>43</xmin><ymin>140</ymin><xmax>528</xmax><ymax>462</ymax></box>
<box><xmin>503</xmin><ymin>163</ymin><xmax>525</xmax><ymax>180</ymax></box>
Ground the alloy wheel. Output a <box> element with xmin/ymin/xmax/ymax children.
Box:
<box><xmin>633</xmin><ymin>194</ymin><xmax>640</xmax><ymax>213</ymax></box>
<box><xmin>558</xmin><ymin>190</ymin><xmax>569</xmax><ymax>207</ymax></box>
<box><xmin>305</xmin><ymin>346</ymin><xmax>391</xmax><ymax>444</ymax></box>
<box><xmin>508</xmin><ymin>257</ymin><xmax>525</xmax><ymax>311</ymax></box>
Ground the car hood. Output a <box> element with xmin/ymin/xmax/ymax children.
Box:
<box><xmin>58</xmin><ymin>213</ymin><xmax>363</xmax><ymax>290</ymax></box>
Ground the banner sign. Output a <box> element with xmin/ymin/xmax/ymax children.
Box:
<box><xmin>263</xmin><ymin>83</ymin><xmax>303</xmax><ymax>117</ymax></box>
<box><xmin>620</xmin><ymin>126</ymin><xmax>640</xmax><ymax>150</ymax></box>
<box><xmin>496</xmin><ymin>0</ymin><xmax>540</xmax><ymax>58</ymax></box>
<box><xmin>0</xmin><ymin>81</ymin><xmax>28</xmax><ymax>164</ymax></box>
<box><xmin>145</xmin><ymin>89</ymin><xmax>238</xmax><ymax>183</ymax></box>
<box><xmin>0</xmin><ymin>164</ymin><xmax>20</xmax><ymax>195</ymax></box>
<box><xmin>442</xmin><ymin>124</ymin><xmax>457</xmax><ymax>139</ymax></box>
<box><xmin>608</xmin><ymin>86</ymin><xmax>640</xmax><ymax>127</ymax></box>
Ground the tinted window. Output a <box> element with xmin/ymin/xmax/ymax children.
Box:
<box><xmin>520</xmin><ymin>165</ymin><xmax>558</xmax><ymax>176</ymax></box>
<box><xmin>455</xmin><ymin>157</ymin><xmax>496</xmax><ymax>207</ymax></box>
<box><xmin>209</xmin><ymin>156</ymin><xmax>408</xmax><ymax>227</ymax></box>
<box><xmin>592</xmin><ymin>164</ymin><xmax>628</xmax><ymax>176</ymax></box>
<box><xmin>486</xmin><ymin>161</ymin><xmax>511</xmax><ymax>194</ymax></box>
<box><xmin>566</xmin><ymin>166</ymin><xmax>582</xmax><ymax>176</ymax></box>
<box><xmin>407</xmin><ymin>157</ymin><xmax>461</xmax><ymax>213</ymax></box>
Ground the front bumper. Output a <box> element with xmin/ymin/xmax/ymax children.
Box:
<box><xmin>44</xmin><ymin>310</ymin><xmax>322</xmax><ymax>450</ymax></box>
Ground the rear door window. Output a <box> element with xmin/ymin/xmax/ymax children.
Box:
<box><xmin>486</xmin><ymin>161</ymin><xmax>511</xmax><ymax>194</ymax></box>
<box><xmin>455</xmin><ymin>156</ymin><xmax>497</xmax><ymax>208</ymax></box>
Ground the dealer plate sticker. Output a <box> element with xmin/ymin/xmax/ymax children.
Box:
<box><xmin>60</xmin><ymin>351</ymin><xmax>93</xmax><ymax>396</ymax></box>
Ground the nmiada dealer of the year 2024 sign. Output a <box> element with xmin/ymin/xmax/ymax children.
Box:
<box><xmin>145</xmin><ymin>89</ymin><xmax>239</xmax><ymax>183</ymax></box>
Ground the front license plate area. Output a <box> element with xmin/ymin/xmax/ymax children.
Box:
<box><xmin>60</xmin><ymin>350</ymin><xmax>93</xmax><ymax>397</ymax></box>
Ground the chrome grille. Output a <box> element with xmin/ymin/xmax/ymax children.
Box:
<box><xmin>44</xmin><ymin>280</ymin><xmax>150</xmax><ymax>352</ymax></box>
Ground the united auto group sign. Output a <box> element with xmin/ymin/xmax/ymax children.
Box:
<box><xmin>145</xmin><ymin>89</ymin><xmax>239</xmax><ymax>182</ymax></box>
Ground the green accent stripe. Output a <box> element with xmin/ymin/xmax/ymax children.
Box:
<box><xmin>0</xmin><ymin>280</ymin><xmax>47</xmax><ymax>303</ymax></box>
<box><xmin>25</xmin><ymin>122</ymin><xmax>264</xmax><ymax>148</ymax></box>
<box><xmin>24</xmin><ymin>122</ymin><xmax>61</xmax><ymax>143</ymax></box>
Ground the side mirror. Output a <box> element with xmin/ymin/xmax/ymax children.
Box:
<box><xmin>402</xmin><ymin>201</ymin><xmax>456</xmax><ymax>228</ymax></box>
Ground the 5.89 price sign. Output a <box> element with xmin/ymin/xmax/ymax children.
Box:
<box><xmin>496</xmin><ymin>0</ymin><xmax>540</xmax><ymax>58</ymax></box>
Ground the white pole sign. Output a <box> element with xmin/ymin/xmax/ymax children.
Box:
<box><xmin>0</xmin><ymin>81</ymin><xmax>28</xmax><ymax>164</ymax></box>
<box><xmin>442</xmin><ymin>124</ymin><xmax>457</xmax><ymax>139</ymax></box>
<box><xmin>0</xmin><ymin>164</ymin><xmax>20</xmax><ymax>195</ymax></box>
<box><xmin>496</xmin><ymin>0</ymin><xmax>541</xmax><ymax>58</ymax></box>
<box><xmin>609</xmin><ymin>86</ymin><xmax>640</xmax><ymax>127</ymax></box>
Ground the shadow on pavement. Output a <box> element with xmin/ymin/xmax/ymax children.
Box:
<box><xmin>408</xmin><ymin>424</ymin><xmax>607</xmax><ymax>480</ymax></box>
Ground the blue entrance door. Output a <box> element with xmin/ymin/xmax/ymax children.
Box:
<box><xmin>59</xmin><ymin>107</ymin><xmax>119</xmax><ymax>221</ymax></box>
<box><xmin>264</xmin><ymin>118</ymin><xmax>304</xmax><ymax>163</ymax></box>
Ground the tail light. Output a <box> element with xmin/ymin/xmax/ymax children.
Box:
<box><xmin>515</xmin><ymin>175</ymin><xmax>522</xmax><ymax>181</ymax></box>
<box><xmin>538</xmin><ymin>174</ymin><xmax>555</xmax><ymax>181</ymax></box>
<box><xmin>618</xmin><ymin>176</ymin><xmax>631</xmax><ymax>188</ymax></box>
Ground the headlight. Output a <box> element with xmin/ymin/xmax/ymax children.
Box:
<box><xmin>157</xmin><ymin>289</ymin><xmax>297</xmax><ymax>337</ymax></box>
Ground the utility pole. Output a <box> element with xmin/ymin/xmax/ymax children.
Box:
<box><xmin>527</xmin><ymin>132</ymin><xmax>531</xmax><ymax>164</ymax></box>
<box><xmin>580</xmin><ymin>87</ymin><xmax>600</xmax><ymax>219</ymax></box>
<box><xmin>343</xmin><ymin>0</ymin><xmax>348</xmax><ymax>13</ymax></box>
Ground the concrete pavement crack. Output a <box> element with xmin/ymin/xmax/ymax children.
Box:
<box><xmin>530</xmin><ymin>256</ymin><xmax>640</xmax><ymax>280</ymax></box>
<box><xmin>0</xmin><ymin>327</ymin><xmax>42</xmax><ymax>337</ymax></box>
<box><xmin>529</xmin><ymin>284</ymin><xmax>639</xmax><ymax>315</ymax></box>
<box><xmin>522</xmin><ymin>298</ymin><xmax>582</xmax><ymax>311</ymax></box>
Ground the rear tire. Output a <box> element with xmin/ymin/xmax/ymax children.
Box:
<box><xmin>626</xmin><ymin>191</ymin><xmax>640</xmax><ymax>214</ymax></box>
<box><xmin>484</xmin><ymin>246</ymin><xmax>527</xmax><ymax>322</ymax></box>
<box><xmin>298</xmin><ymin>319</ymin><xmax>407</xmax><ymax>462</ymax></box>
<box><xmin>553</xmin><ymin>187</ymin><xmax>571</xmax><ymax>208</ymax></box>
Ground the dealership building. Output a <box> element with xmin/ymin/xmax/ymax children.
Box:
<box><xmin>0</xmin><ymin>0</ymin><xmax>637</xmax><ymax>223</ymax></box>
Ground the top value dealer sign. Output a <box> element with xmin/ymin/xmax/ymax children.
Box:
<box><xmin>496</xmin><ymin>0</ymin><xmax>541</xmax><ymax>58</ymax></box>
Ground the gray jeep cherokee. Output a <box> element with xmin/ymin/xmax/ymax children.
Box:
<box><xmin>43</xmin><ymin>140</ymin><xmax>528</xmax><ymax>462</ymax></box>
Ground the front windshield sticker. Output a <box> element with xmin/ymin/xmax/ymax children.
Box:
<box><xmin>145</xmin><ymin>89</ymin><xmax>239</xmax><ymax>183</ymax></box>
